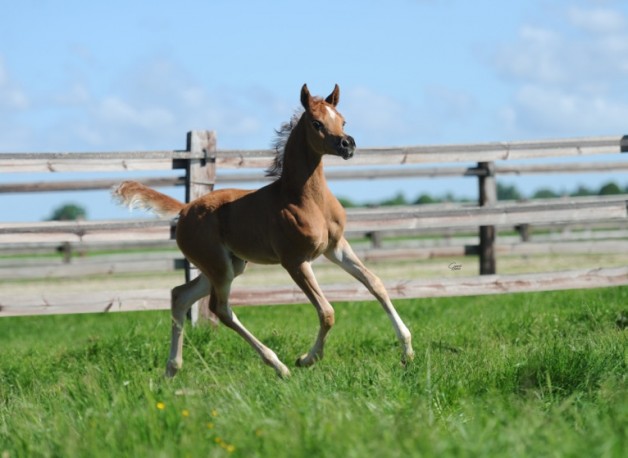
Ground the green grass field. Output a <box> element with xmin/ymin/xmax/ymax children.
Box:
<box><xmin>1</xmin><ymin>287</ymin><xmax>626</xmax><ymax>457</ymax></box>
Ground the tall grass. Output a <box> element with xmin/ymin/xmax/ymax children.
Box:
<box><xmin>1</xmin><ymin>287</ymin><xmax>626</xmax><ymax>457</ymax></box>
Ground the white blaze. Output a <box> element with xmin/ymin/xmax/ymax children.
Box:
<box><xmin>325</xmin><ymin>106</ymin><xmax>336</xmax><ymax>121</ymax></box>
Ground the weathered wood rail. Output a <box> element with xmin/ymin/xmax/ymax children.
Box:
<box><xmin>2</xmin><ymin>267</ymin><xmax>626</xmax><ymax>317</ymax></box>
<box><xmin>1</xmin><ymin>133</ymin><xmax>627</xmax><ymax>317</ymax></box>
<box><xmin>1</xmin><ymin>239</ymin><xmax>627</xmax><ymax>281</ymax></box>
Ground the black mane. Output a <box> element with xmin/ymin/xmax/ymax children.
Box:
<box><xmin>265</xmin><ymin>110</ymin><xmax>303</xmax><ymax>178</ymax></box>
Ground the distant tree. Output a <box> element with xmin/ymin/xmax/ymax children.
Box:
<box><xmin>443</xmin><ymin>192</ymin><xmax>456</xmax><ymax>202</ymax></box>
<box><xmin>496</xmin><ymin>182</ymin><xmax>522</xmax><ymax>201</ymax></box>
<box><xmin>47</xmin><ymin>203</ymin><xmax>87</xmax><ymax>221</ymax></box>
<box><xmin>571</xmin><ymin>185</ymin><xmax>594</xmax><ymax>197</ymax></box>
<box><xmin>532</xmin><ymin>188</ymin><xmax>559</xmax><ymax>199</ymax></box>
<box><xmin>414</xmin><ymin>193</ymin><xmax>439</xmax><ymax>205</ymax></box>
<box><xmin>598</xmin><ymin>181</ymin><xmax>621</xmax><ymax>195</ymax></box>
<box><xmin>380</xmin><ymin>192</ymin><xmax>408</xmax><ymax>206</ymax></box>
<box><xmin>337</xmin><ymin>197</ymin><xmax>356</xmax><ymax>208</ymax></box>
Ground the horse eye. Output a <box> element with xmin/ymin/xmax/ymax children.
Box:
<box><xmin>312</xmin><ymin>120</ymin><xmax>324</xmax><ymax>131</ymax></box>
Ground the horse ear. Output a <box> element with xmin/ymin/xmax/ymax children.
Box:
<box><xmin>325</xmin><ymin>84</ymin><xmax>340</xmax><ymax>107</ymax></box>
<box><xmin>301</xmin><ymin>84</ymin><xmax>312</xmax><ymax>111</ymax></box>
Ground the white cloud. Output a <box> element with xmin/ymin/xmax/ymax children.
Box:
<box><xmin>342</xmin><ymin>86</ymin><xmax>420</xmax><ymax>146</ymax></box>
<box><xmin>514</xmin><ymin>85</ymin><xmax>628</xmax><ymax>133</ymax></box>
<box><xmin>495</xmin><ymin>26</ymin><xmax>566</xmax><ymax>84</ymax></box>
<box><xmin>424</xmin><ymin>85</ymin><xmax>475</xmax><ymax>121</ymax></box>
<box><xmin>0</xmin><ymin>56</ymin><xmax>29</xmax><ymax>111</ymax></box>
<box><xmin>344</xmin><ymin>87</ymin><xmax>407</xmax><ymax>132</ymax></box>
<box><xmin>93</xmin><ymin>59</ymin><xmax>289</xmax><ymax>149</ymax></box>
<box><xmin>97</xmin><ymin>96</ymin><xmax>175</xmax><ymax>130</ymax></box>
<box><xmin>0</xmin><ymin>54</ymin><xmax>289</xmax><ymax>151</ymax></box>
<box><xmin>493</xmin><ymin>4</ymin><xmax>628</xmax><ymax>137</ymax></box>
<box><xmin>0</xmin><ymin>56</ymin><xmax>31</xmax><ymax>150</ymax></box>
<box><xmin>496</xmin><ymin>5</ymin><xmax>628</xmax><ymax>85</ymax></box>
<box><xmin>567</xmin><ymin>6</ymin><xmax>626</xmax><ymax>33</ymax></box>
<box><xmin>340</xmin><ymin>84</ymin><xmax>479</xmax><ymax>146</ymax></box>
<box><xmin>53</xmin><ymin>83</ymin><xmax>90</xmax><ymax>106</ymax></box>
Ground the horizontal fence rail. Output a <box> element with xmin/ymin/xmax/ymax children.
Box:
<box><xmin>2</xmin><ymin>240</ymin><xmax>627</xmax><ymax>281</ymax></box>
<box><xmin>2</xmin><ymin>135</ymin><xmax>627</xmax><ymax>174</ymax></box>
<box><xmin>210</xmin><ymin>135</ymin><xmax>628</xmax><ymax>168</ymax></box>
<box><xmin>1</xmin><ymin>267</ymin><xmax>626</xmax><ymax>317</ymax></box>
<box><xmin>1</xmin><ymin>198</ymin><xmax>626</xmax><ymax>243</ymax></box>
<box><xmin>4</xmin><ymin>162</ymin><xmax>628</xmax><ymax>194</ymax></box>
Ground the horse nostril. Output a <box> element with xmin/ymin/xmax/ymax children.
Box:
<box><xmin>342</xmin><ymin>136</ymin><xmax>356</xmax><ymax>148</ymax></box>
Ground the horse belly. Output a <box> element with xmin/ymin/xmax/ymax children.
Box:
<box><xmin>220</xmin><ymin>212</ymin><xmax>282</xmax><ymax>265</ymax></box>
<box><xmin>225</xmin><ymin>235</ymin><xmax>280</xmax><ymax>265</ymax></box>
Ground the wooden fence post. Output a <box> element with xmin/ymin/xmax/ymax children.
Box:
<box><xmin>478</xmin><ymin>161</ymin><xmax>496</xmax><ymax>275</ymax></box>
<box><xmin>516</xmin><ymin>223</ymin><xmax>531</xmax><ymax>242</ymax></box>
<box><xmin>184</xmin><ymin>130</ymin><xmax>218</xmax><ymax>325</ymax></box>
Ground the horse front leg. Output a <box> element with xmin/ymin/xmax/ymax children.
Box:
<box><xmin>325</xmin><ymin>238</ymin><xmax>415</xmax><ymax>364</ymax></box>
<box><xmin>284</xmin><ymin>261</ymin><xmax>335</xmax><ymax>367</ymax></box>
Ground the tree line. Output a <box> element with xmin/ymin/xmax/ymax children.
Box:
<box><xmin>338</xmin><ymin>180</ymin><xmax>628</xmax><ymax>208</ymax></box>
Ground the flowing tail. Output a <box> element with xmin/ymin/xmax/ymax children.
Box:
<box><xmin>112</xmin><ymin>181</ymin><xmax>184</xmax><ymax>218</ymax></box>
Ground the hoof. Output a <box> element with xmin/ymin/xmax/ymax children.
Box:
<box><xmin>401</xmin><ymin>349</ymin><xmax>415</xmax><ymax>367</ymax></box>
<box><xmin>164</xmin><ymin>369</ymin><xmax>177</xmax><ymax>378</ymax></box>
<box><xmin>276</xmin><ymin>364</ymin><xmax>291</xmax><ymax>379</ymax></box>
<box><xmin>295</xmin><ymin>353</ymin><xmax>319</xmax><ymax>368</ymax></box>
<box><xmin>165</xmin><ymin>361</ymin><xmax>181</xmax><ymax>378</ymax></box>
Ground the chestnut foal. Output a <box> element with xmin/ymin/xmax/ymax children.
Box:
<box><xmin>113</xmin><ymin>84</ymin><xmax>414</xmax><ymax>378</ymax></box>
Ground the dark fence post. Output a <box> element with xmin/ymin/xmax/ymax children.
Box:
<box><xmin>184</xmin><ymin>130</ymin><xmax>218</xmax><ymax>325</ymax></box>
<box><xmin>59</xmin><ymin>242</ymin><xmax>72</xmax><ymax>264</ymax></box>
<box><xmin>516</xmin><ymin>223</ymin><xmax>531</xmax><ymax>242</ymax></box>
<box><xmin>366</xmin><ymin>231</ymin><xmax>383</xmax><ymax>249</ymax></box>
<box><xmin>478</xmin><ymin>161</ymin><xmax>496</xmax><ymax>275</ymax></box>
<box><xmin>365</xmin><ymin>204</ymin><xmax>382</xmax><ymax>248</ymax></box>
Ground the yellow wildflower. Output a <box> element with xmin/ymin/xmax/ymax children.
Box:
<box><xmin>182</xmin><ymin>409</ymin><xmax>190</xmax><ymax>417</ymax></box>
<box><xmin>211</xmin><ymin>409</ymin><xmax>219</xmax><ymax>417</ymax></box>
<box><xmin>156</xmin><ymin>402</ymin><xmax>165</xmax><ymax>410</ymax></box>
<box><xmin>206</xmin><ymin>422</ymin><xmax>214</xmax><ymax>430</ymax></box>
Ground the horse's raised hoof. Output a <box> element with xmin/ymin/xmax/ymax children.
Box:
<box><xmin>276</xmin><ymin>364</ymin><xmax>291</xmax><ymax>379</ymax></box>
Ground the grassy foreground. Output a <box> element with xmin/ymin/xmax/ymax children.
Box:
<box><xmin>0</xmin><ymin>287</ymin><xmax>626</xmax><ymax>457</ymax></box>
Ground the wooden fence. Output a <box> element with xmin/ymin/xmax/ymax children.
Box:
<box><xmin>1</xmin><ymin>132</ymin><xmax>627</xmax><ymax>318</ymax></box>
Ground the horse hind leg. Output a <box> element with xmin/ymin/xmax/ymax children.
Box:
<box><xmin>177</xmin><ymin>249</ymin><xmax>288</xmax><ymax>378</ymax></box>
<box><xmin>231</xmin><ymin>255</ymin><xmax>247</xmax><ymax>277</ymax></box>
<box><xmin>166</xmin><ymin>274</ymin><xmax>211</xmax><ymax>377</ymax></box>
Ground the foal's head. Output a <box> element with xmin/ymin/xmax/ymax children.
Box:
<box><xmin>300</xmin><ymin>84</ymin><xmax>356</xmax><ymax>160</ymax></box>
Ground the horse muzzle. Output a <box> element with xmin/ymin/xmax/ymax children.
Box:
<box><xmin>338</xmin><ymin>135</ymin><xmax>356</xmax><ymax>160</ymax></box>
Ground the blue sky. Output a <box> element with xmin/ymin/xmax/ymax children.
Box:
<box><xmin>1</xmin><ymin>0</ymin><xmax>627</xmax><ymax>221</ymax></box>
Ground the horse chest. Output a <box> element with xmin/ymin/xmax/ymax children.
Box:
<box><xmin>278</xmin><ymin>204</ymin><xmax>339</xmax><ymax>259</ymax></box>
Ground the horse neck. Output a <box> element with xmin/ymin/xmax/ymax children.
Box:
<box><xmin>279</xmin><ymin>121</ymin><xmax>328</xmax><ymax>202</ymax></box>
